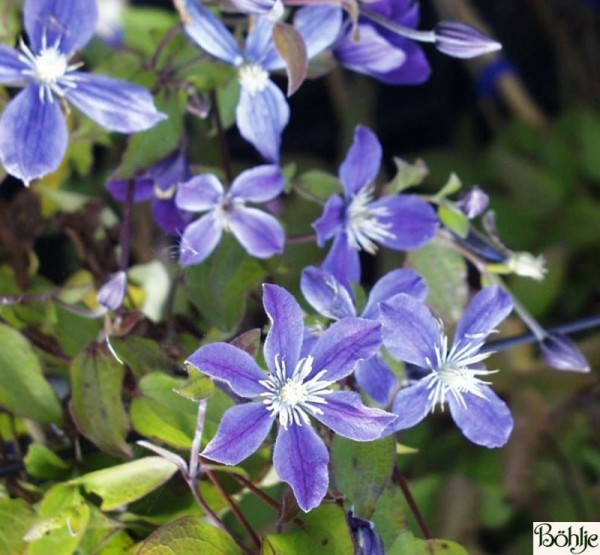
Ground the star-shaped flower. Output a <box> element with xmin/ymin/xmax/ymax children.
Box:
<box><xmin>0</xmin><ymin>0</ymin><xmax>165</xmax><ymax>184</ymax></box>
<box><xmin>187</xmin><ymin>284</ymin><xmax>395</xmax><ymax>511</ymax></box>
<box><xmin>380</xmin><ymin>285</ymin><xmax>514</xmax><ymax>448</ymax></box>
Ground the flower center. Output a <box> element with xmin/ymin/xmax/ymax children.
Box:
<box><xmin>238</xmin><ymin>63</ymin><xmax>269</xmax><ymax>95</ymax></box>
<box><xmin>346</xmin><ymin>186</ymin><xmax>395</xmax><ymax>254</ymax></box>
<box><xmin>213</xmin><ymin>197</ymin><xmax>244</xmax><ymax>232</ymax></box>
<box><xmin>34</xmin><ymin>48</ymin><xmax>68</xmax><ymax>84</ymax></box>
<box><xmin>259</xmin><ymin>355</ymin><xmax>334</xmax><ymax>429</ymax></box>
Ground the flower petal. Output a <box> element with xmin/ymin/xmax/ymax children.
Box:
<box><xmin>24</xmin><ymin>0</ymin><xmax>98</xmax><ymax>53</ymax></box>
<box><xmin>448</xmin><ymin>385</ymin><xmax>513</xmax><ymax>448</ymax></box>
<box><xmin>106</xmin><ymin>177</ymin><xmax>154</xmax><ymax>203</ymax></box>
<box><xmin>0</xmin><ymin>85</ymin><xmax>67</xmax><ymax>185</ymax></box>
<box><xmin>310</xmin><ymin>317</ymin><xmax>381</xmax><ymax>382</ymax></box>
<box><xmin>361</xmin><ymin>268</ymin><xmax>428</xmax><ymax>320</ymax></box>
<box><xmin>313</xmin><ymin>194</ymin><xmax>345</xmax><ymax>247</ymax></box>
<box><xmin>149</xmin><ymin>149</ymin><xmax>192</xmax><ymax>191</ymax></box>
<box><xmin>296</xmin><ymin>7</ymin><xmax>343</xmax><ymax>60</ymax></box>
<box><xmin>66</xmin><ymin>73</ymin><xmax>165</xmax><ymax>133</ymax></box>
<box><xmin>236</xmin><ymin>80</ymin><xmax>289</xmax><ymax>163</ymax></box>
<box><xmin>453</xmin><ymin>285</ymin><xmax>513</xmax><ymax>352</ymax></box>
<box><xmin>176</xmin><ymin>174</ymin><xmax>223</xmax><ymax>212</ymax></box>
<box><xmin>202</xmin><ymin>402</ymin><xmax>273</xmax><ymax>465</ymax></box>
<box><xmin>321</xmin><ymin>233</ymin><xmax>361</xmax><ymax>290</ymax></box>
<box><xmin>263</xmin><ymin>284</ymin><xmax>304</xmax><ymax>376</ymax></box>
<box><xmin>354</xmin><ymin>354</ymin><xmax>398</xmax><ymax>405</ymax></box>
<box><xmin>273</xmin><ymin>424</ymin><xmax>329</xmax><ymax>512</ymax></box>
<box><xmin>384</xmin><ymin>378</ymin><xmax>432</xmax><ymax>434</ymax></box>
<box><xmin>178</xmin><ymin>212</ymin><xmax>222</xmax><ymax>267</ymax></box>
<box><xmin>0</xmin><ymin>45</ymin><xmax>28</xmax><ymax>86</ymax></box>
<box><xmin>379</xmin><ymin>293</ymin><xmax>440</xmax><ymax>367</ymax></box>
<box><xmin>313</xmin><ymin>391</ymin><xmax>395</xmax><ymax>441</ymax></box>
<box><xmin>339</xmin><ymin>125</ymin><xmax>382</xmax><ymax>198</ymax></box>
<box><xmin>372</xmin><ymin>195</ymin><xmax>438</xmax><ymax>251</ymax></box>
<box><xmin>180</xmin><ymin>0</ymin><xmax>242</xmax><ymax>65</ymax></box>
<box><xmin>187</xmin><ymin>342</ymin><xmax>267</xmax><ymax>398</ymax></box>
<box><xmin>229</xmin><ymin>206</ymin><xmax>285</xmax><ymax>258</ymax></box>
<box><xmin>245</xmin><ymin>16</ymin><xmax>276</xmax><ymax>62</ymax></box>
<box><xmin>228</xmin><ymin>164</ymin><xmax>284</xmax><ymax>202</ymax></box>
<box><xmin>151</xmin><ymin>199</ymin><xmax>191</xmax><ymax>235</ymax></box>
<box><xmin>300</xmin><ymin>266</ymin><xmax>356</xmax><ymax>320</ymax></box>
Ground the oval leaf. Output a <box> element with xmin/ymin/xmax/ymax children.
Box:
<box><xmin>272</xmin><ymin>22</ymin><xmax>308</xmax><ymax>97</ymax></box>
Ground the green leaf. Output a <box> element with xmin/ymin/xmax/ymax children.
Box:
<box><xmin>407</xmin><ymin>240</ymin><xmax>468</xmax><ymax>323</ymax></box>
<box><xmin>371</xmin><ymin>485</ymin><xmax>407</xmax><ymax>549</ymax></box>
<box><xmin>294</xmin><ymin>170</ymin><xmax>341</xmax><ymax>202</ymax></box>
<box><xmin>263</xmin><ymin>504</ymin><xmax>354</xmax><ymax>554</ymax></box>
<box><xmin>137</xmin><ymin>516</ymin><xmax>242</xmax><ymax>554</ymax></box>
<box><xmin>388</xmin><ymin>532</ymin><xmax>468</xmax><ymax>555</ymax></box>
<box><xmin>387</xmin><ymin>157</ymin><xmax>429</xmax><ymax>193</ymax></box>
<box><xmin>0</xmin><ymin>323</ymin><xmax>62</xmax><ymax>424</ymax></box>
<box><xmin>438</xmin><ymin>203</ymin><xmax>469</xmax><ymax>238</ymax></box>
<box><xmin>69</xmin><ymin>348</ymin><xmax>132</xmax><ymax>458</ymax></box>
<box><xmin>54</xmin><ymin>304</ymin><xmax>102</xmax><ymax>358</ymax></box>
<box><xmin>434</xmin><ymin>173</ymin><xmax>462</xmax><ymax>200</ymax></box>
<box><xmin>0</xmin><ymin>497</ymin><xmax>36</xmax><ymax>554</ymax></box>
<box><xmin>122</xmin><ymin>7</ymin><xmax>178</xmax><ymax>55</ymax></box>
<box><xmin>174</xmin><ymin>369</ymin><xmax>215</xmax><ymax>401</ymax></box>
<box><xmin>71</xmin><ymin>457</ymin><xmax>179</xmax><ymax>511</ymax></box>
<box><xmin>24</xmin><ymin>443</ymin><xmax>70</xmax><ymax>480</ymax></box>
<box><xmin>109</xmin><ymin>336</ymin><xmax>171</xmax><ymax>379</ymax></box>
<box><xmin>331</xmin><ymin>435</ymin><xmax>395</xmax><ymax>518</ymax></box>
<box><xmin>185</xmin><ymin>237</ymin><xmax>268</xmax><ymax>332</ymax></box>
<box><xmin>130</xmin><ymin>372</ymin><xmax>198</xmax><ymax>449</ymax></box>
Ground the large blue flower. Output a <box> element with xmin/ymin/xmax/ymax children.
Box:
<box><xmin>313</xmin><ymin>125</ymin><xmax>438</xmax><ymax>288</ymax></box>
<box><xmin>380</xmin><ymin>285</ymin><xmax>514</xmax><ymax>448</ymax></box>
<box><xmin>0</xmin><ymin>0</ymin><xmax>165</xmax><ymax>184</ymax></box>
<box><xmin>179</xmin><ymin>1</ymin><xmax>341</xmax><ymax>162</ymax></box>
<box><xmin>187</xmin><ymin>284</ymin><xmax>395</xmax><ymax>512</ymax></box>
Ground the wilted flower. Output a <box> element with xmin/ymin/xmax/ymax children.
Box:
<box><xmin>187</xmin><ymin>284</ymin><xmax>395</xmax><ymax>511</ymax></box>
<box><xmin>380</xmin><ymin>285</ymin><xmax>514</xmax><ymax>448</ymax></box>
<box><xmin>0</xmin><ymin>0</ymin><xmax>165</xmax><ymax>184</ymax></box>
<box><xmin>175</xmin><ymin>165</ymin><xmax>285</xmax><ymax>266</ymax></box>
<box><xmin>434</xmin><ymin>21</ymin><xmax>502</xmax><ymax>59</ymax></box>
<box><xmin>540</xmin><ymin>333</ymin><xmax>590</xmax><ymax>373</ymax></box>
<box><xmin>507</xmin><ymin>252</ymin><xmax>547</xmax><ymax>281</ymax></box>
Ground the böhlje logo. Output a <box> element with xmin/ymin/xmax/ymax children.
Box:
<box><xmin>533</xmin><ymin>522</ymin><xmax>600</xmax><ymax>554</ymax></box>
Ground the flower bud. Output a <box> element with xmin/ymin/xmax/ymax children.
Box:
<box><xmin>347</xmin><ymin>511</ymin><xmax>385</xmax><ymax>555</ymax></box>
<box><xmin>507</xmin><ymin>252</ymin><xmax>547</xmax><ymax>281</ymax></box>
<box><xmin>541</xmin><ymin>333</ymin><xmax>590</xmax><ymax>373</ymax></box>
<box><xmin>97</xmin><ymin>271</ymin><xmax>127</xmax><ymax>310</ymax></box>
<box><xmin>457</xmin><ymin>186</ymin><xmax>489</xmax><ymax>219</ymax></box>
<box><xmin>435</xmin><ymin>21</ymin><xmax>502</xmax><ymax>59</ymax></box>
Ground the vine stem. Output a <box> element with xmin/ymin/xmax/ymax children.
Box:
<box><xmin>393</xmin><ymin>466</ymin><xmax>432</xmax><ymax>540</ymax></box>
<box><xmin>119</xmin><ymin>180</ymin><xmax>135</xmax><ymax>273</ymax></box>
<box><xmin>210</xmin><ymin>90</ymin><xmax>234</xmax><ymax>184</ymax></box>
<box><xmin>150</xmin><ymin>23</ymin><xmax>182</xmax><ymax>69</ymax></box>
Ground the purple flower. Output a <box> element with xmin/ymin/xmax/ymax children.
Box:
<box><xmin>187</xmin><ymin>284</ymin><xmax>395</xmax><ymax>512</ymax></box>
<box><xmin>175</xmin><ymin>165</ymin><xmax>285</xmax><ymax>266</ymax></box>
<box><xmin>334</xmin><ymin>0</ymin><xmax>431</xmax><ymax>85</ymax></box>
<box><xmin>457</xmin><ymin>186</ymin><xmax>489</xmax><ymax>219</ymax></box>
<box><xmin>107</xmin><ymin>150</ymin><xmax>193</xmax><ymax>235</ymax></box>
<box><xmin>348</xmin><ymin>511</ymin><xmax>385</xmax><ymax>555</ymax></box>
<box><xmin>97</xmin><ymin>271</ymin><xmax>127</xmax><ymax>310</ymax></box>
<box><xmin>380</xmin><ymin>285</ymin><xmax>514</xmax><ymax>448</ymax></box>
<box><xmin>313</xmin><ymin>125</ymin><xmax>438</xmax><ymax>287</ymax></box>
<box><xmin>179</xmin><ymin>1</ymin><xmax>341</xmax><ymax>162</ymax></box>
<box><xmin>0</xmin><ymin>0</ymin><xmax>165</xmax><ymax>185</ymax></box>
<box><xmin>540</xmin><ymin>333</ymin><xmax>590</xmax><ymax>373</ymax></box>
<box><xmin>301</xmin><ymin>265</ymin><xmax>427</xmax><ymax>403</ymax></box>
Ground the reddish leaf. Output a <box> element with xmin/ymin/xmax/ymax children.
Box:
<box><xmin>272</xmin><ymin>22</ymin><xmax>308</xmax><ymax>97</ymax></box>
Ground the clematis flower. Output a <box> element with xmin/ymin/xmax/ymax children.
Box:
<box><xmin>0</xmin><ymin>0</ymin><xmax>165</xmax><ymax>185</ymax></box>
<box><xmin>175</xmin><ymin>165</ymin><xmax>285</xmax><ymax>266</ymax></box>
<box><xmin>106</xmin><ymin>149</ymin><xmax>193</xmax><ymax>235</ymax></box>
<box><xmin>313</xmin><ymin>125</ymin><xmax>437</xmax><ymax>287</ymax></box>
<box><xmin>187</xmin><ymin>284</ymin><xmax>395</xmax><ymax>512</ymax></box>
<box><xmin>179</xmin><ymin>1</ymin><xmax>341</xmax><ymax>162</ymax></box>
<box><xmin>301</xmin><ymin>265</ymin><xmax>427</xmax><ymax>404</ymax></box>
<box><xmin>380</xmin><ymin>285</ymin><xmax>514</xmax><ymax>448</ymax></box>
<box><xmin>334</xmin><ymin>0</ymin><xmax>431</xmax><ymax>85</ymax></box>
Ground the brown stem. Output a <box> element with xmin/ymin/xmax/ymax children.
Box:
<box><xmin>393</xmin><ymin>466</ymin><xmax>432</xmax><ymax>540</ymax></box>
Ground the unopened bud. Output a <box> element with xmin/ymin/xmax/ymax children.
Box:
<box><xmin>541</xmin><ymin>333</ymin><xmax>590</xmax><ymax>373</ymax></box>
<box><xmin>97</xmin><ymin>271</ymin><xmax>127</xmax><ymax>310</ymax></box>
<box><xmin>347</xmin><ymin>511</ymin><xmax>385</xmax><ymax>555</ymax></box>
<box><xmin>507</xmin><ymin>252</ymin><xmax>547</xmax><ymax>281</ymax></box>
<box><xmin>457</xmin><ymin>186</ymin><xmax>489</xmax><ymax>219</ymax></box>
<box><xmin>435</xmin><ymin>21</ymin><xmax>502</xmax><ymax>59</ymax></box>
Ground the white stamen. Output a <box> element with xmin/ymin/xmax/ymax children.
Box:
<box><xmin>154</xmin><ymin>183</ymin><xmax>177</xmax><ymax>200</ymax></box>
<box><xmin>238</xmin><ymin>63</ymin><xmax>269</xmax><ymax>95</ymax></box>
<box><xmin>346</xmin><ymin>185</ymin><xmax>395</xmax><ymax>254</ymax></box>
<box><xmin>259</xmin><ymin>355</ymin><xmax>334</xmax><ymax>429</ymax></box>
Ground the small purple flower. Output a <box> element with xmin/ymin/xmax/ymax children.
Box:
<box><xmin>97</xmin><ymin>271</ymin><xmax>127</xmax><ymax>310</ymax></box>
<box><xmin>457</xmin><ymin>186</ymin><xmax>489</xmax><ymax>219</ymax></box>
<box><xmin>434</xmin><ymin>21</ymin><xmax>502</xmax><ymax>59</ymax></box>
<box><xmin>301</xmin><ymin>265</ymin><xmax>427</xmax><ymax>403</ymax></box>
<box><xmin>540</xmin><ymin>333</ymin><xmax>590</xmax><ymax>373</ymax></box>
<box><xmin>107</xmin><ymin>150</ymin><xmax>193</xmax><ymax>235</ymax></box>
<box><xmin>380</xmin><ymin>285</ymin><xmax>514</xmax><ymax>448</ymax></box>
<box><xmin>313</xmin><ymin>125</ymin><xmax>438</xmax><ymax>287</ymax></box>
<box><xmin>334</xmin><ymin>0</ymin><xmax>431</xmax><ymax>85</ymax></box>
<box><xmin>175</xmin><ymin>164</ymin><xmax>285</xmax><ymax>266</ymax></box>
<box><xmin>0</xmin><ymin>0</ymin><xmax>165</xmax><ymax>184</ymax></box>
<box><xmin>179</xmin><ymin>1</ymin><xmax>341</xmax><ymax>162</ymax></box>
<box><xmin>187</xmin><ymin>284</ymin><xmax>395</xmax><ymax>512</ymax></box>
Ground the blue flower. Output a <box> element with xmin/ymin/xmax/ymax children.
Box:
<box><xmin>179</xmin><ymin>1</ymin><xmax>341</xmax><ymax>162</ymax></box>
<box><xmin>301</xmin><ymin>265</ymin><xmax>428</xmax><ymax>404</ymax></box>
<box><xmin>174</xmin><ymin>164</ymin><xmax>286</xmax><ymax>266</ymax></box>
<box><xmin>313</xmin><ymin>125</ymin><xmax>438</xmax><ymax>288</ymax></box>
<box><xmin>380</xmin><ymin>285</ymin><xmax>515</xmax><ymax>448</ymax></box>
<box><xmin>187</xmin><ymin>284</ymin><xmax>395</xmax><ymax>512</ymax></box>
<box><xmin>0</xmin><ymin>0</ymin><xmax>165</xmax><ymax>185</ymax></box>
